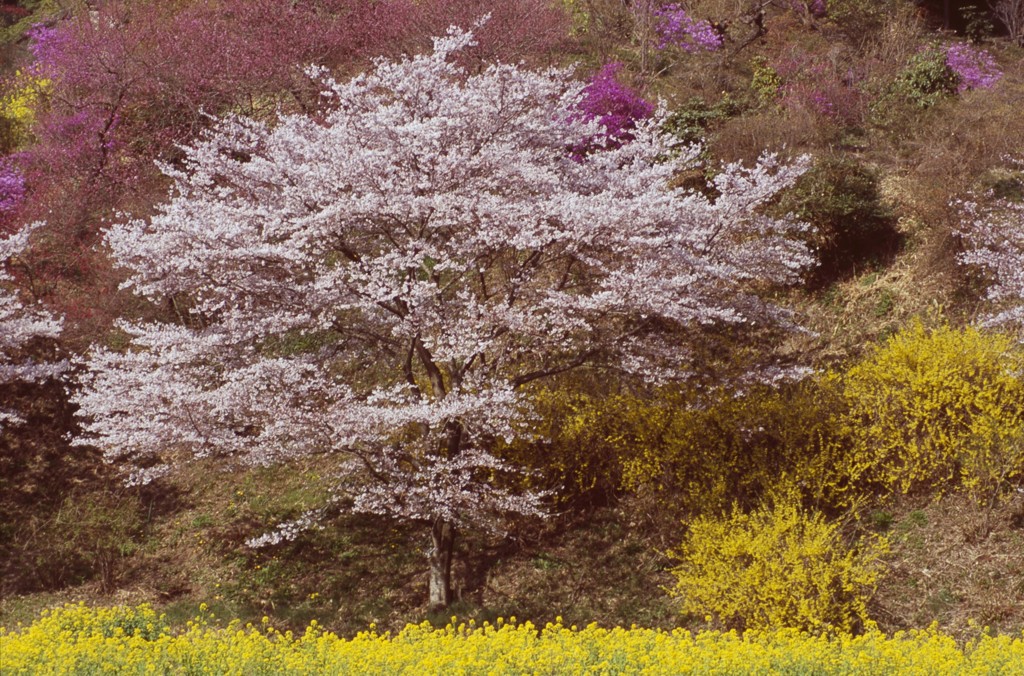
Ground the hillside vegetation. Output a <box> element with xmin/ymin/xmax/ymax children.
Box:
<box><xmin>2</xmin><ymin>0</ymin><xmax>1024</xmax><ymax>658</ymax></box>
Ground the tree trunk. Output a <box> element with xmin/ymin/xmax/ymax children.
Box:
<box><xmin>427</xmin><ymin>517</ymin><xmax>455</xmax><ymax>611</ymax></box>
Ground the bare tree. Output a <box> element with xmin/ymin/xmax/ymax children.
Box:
<box><xmin>992</xmin><ymin>0</ymin><xmax>1024</xmax><ymax>44</ymax></box>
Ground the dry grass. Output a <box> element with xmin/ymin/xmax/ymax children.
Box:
<box><xmin>871</xmin><ymin>493</ymin><xmax>1024</xmax><ymax>640</ymax></box>
<box><xmin>472</xmin><ymin>493</ymin><xmax>680</xmax><ymax>631</ymax></box>
<box><xmin>710</xmin><ymin>108</ymin><xmax>841</xmax><ymax>164</ymax></box>
<box><xmin>794</xmin><ymin>198</ymin><xmax>958</xmax><ymax>366</ymax></box>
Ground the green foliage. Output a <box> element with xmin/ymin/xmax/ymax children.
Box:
<box><xmin>0</xmin><ymin>0</ymin><xmax>58</xmax><ymax>46</ymax></box>
<box><xmin>668</xmin><ymin>491</ymin><xmax>888</xmax><ymax>633</ymax></box>
<box><xmin>961</xmin><ymin>5</ymin><xmax>994</xmax><ymax>44</ymax></box>
<box><xmin>825</xmin><ymin>0</ymin><xmax>894</xmax><ymax>37</ymax></box>
<box><xmin>838</xmin><ymin>322</ymin><xmax>1024</xmax><ymax>502</ymax></box>
<box><xmin>662</xmin><ymin>96</ymin><xmax>741</xmax><ymax>147</ymax></box>
<box><xmin>774</xmin><ymin>155</ymin><xmax>896</xmax><ymax>282</ymax></box>
<box><xmin>890</xmin><ymin>46</ymin><xmax>958</xmax><ymax>109</ymax></box>
<box><xmin>558</xmin><ymin>0</ymin><xmax>591</xmax><ymax>37</ymax></box>
<box><xmin>750</xmin><ymin>56</ymin><xmax>782</xmax><ymax>106</ymax></box>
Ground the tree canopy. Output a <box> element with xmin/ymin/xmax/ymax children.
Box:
<box><xmin>73</xmin><ymin>28</ymin><xmax>813</xmax><ymax>608</ymax></box>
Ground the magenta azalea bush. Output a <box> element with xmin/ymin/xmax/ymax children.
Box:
<box><xmin>653</xmin><ymin>4</ymin><xmax>723</xmax><ymax>52</ymax></box>
<box><xmin>572</xmin><ymin>62</ymin><xmax>655</xmax><ymax>158</ymax></box>
<box><xmin>945</xmin><ymin>42</ymin><xmax>1002</xmax><ymax>92</ymax></box>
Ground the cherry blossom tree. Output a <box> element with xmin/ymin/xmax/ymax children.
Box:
<box><xmin>74</xmin><ymin>28</ymin><xmax>814</xmax><ymax>610</ymax></box>
<box><xmin>958</xmin><ymin>171</ymin><xmax>1024</xmax><ymax>331</ymax></box>
<box><xmin>1</xmin><ymin>223</ymin><xmax>64</xmax><ymax>426</ymax></box>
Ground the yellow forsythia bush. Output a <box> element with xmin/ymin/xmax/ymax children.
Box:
<box><xmin>839</xmin><ymin>321</ymin><xmax>1024</xmax><ymax>501</ymax></box>
<box><xmin>3</xmin><ymin>602</ymin><xmax>1024</xmax><ymax>675</ymax></box>
<box><xmin>0</xmin><ymin>71</ymin><xmax>49</xmax><ymax>148</ymax></box>
<box><xmin>517</xmin><ymin>382</ymin><xmax>836</xmax><ymax>514</ymax></box>
<box><xmin>668</xmin><ymin>493</ymin><xmax>888</xmax><ymax>633</ymax></box>
<box><xmin>503</xmin><ymin>387</ymin><xmax>634</xmax><ymax>502</ymax></box>
<box><xmin>613</xmin><ymin>381</ymin><xmax>840</xmax><ymax>515</ymax></box>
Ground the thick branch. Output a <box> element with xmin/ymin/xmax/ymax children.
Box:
<box><xmin>511</xmin><ymin>348</ymin><xmax>601</xmax><ymax>388</ymax></box>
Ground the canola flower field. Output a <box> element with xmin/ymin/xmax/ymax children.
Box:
<box><xmin>1</xmin><ymin>604</ymin><xmax>1023</xmax><ymax>675</ymax></box>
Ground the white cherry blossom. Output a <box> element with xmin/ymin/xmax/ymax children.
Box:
<box><xmin>75</xmin><ymin>28</ymin><xmax>813</xmax><ymax>609</ymax></box>
<box><xmin>0</xmin><ymin>223</ymin><xmax>64</xmax><ymax>426</ymax></box>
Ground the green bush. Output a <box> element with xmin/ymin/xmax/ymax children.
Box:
<box><xmin>774</xmin><ymin>155</ymin><xmax>897</xmax><ymax>284</ymax></box>
<box><xmin>662</xmin><ymin>96</ymin><xmax>741</xmax><ymax>147</ymax></box>
<box><xmin>826</xmin><ymin>0</ymin><xmax>899</xmax><ymax>40</ymax></box>
<box><xmin>750</xmin><ymin>56</ymin><xmax>782</xmax><ymax>106</ymax></box>
<box><xmin>890</xmin><ymin>46</ymin><xmax>958</xmax><ymax>109</ymax></box>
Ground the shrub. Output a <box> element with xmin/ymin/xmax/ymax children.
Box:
<box><xmin>826</xmin><ymin>0</ymin><xmax>904</xmax><ymax>44</ymax></box>
<box><xmin>944</xmin><ymin>42</ymin><xmax>1002</xmax><ymax>92</ymax></box>
<box><xmin>0</xmin><ymin>70</ymin><xmax>49</xmax><ymax>152</ymax></box>
<box><xmin>571</xmin><ymin>62</ymin><xmax>654</xmax><ymax>158</ymax></box>
<box><xmin>890</xmin><ymin>46</ymin><xmax>959</xmax><ymax>108</ymax></box>
<box><xmin>662</xmin><ymin>95</ymin><xmax>740</xmax><ymax>147</ymax></box>
<box><xmin>501</xmin><ymin>387</ymin><xmax>630</xmax><ymax>505</ymax></box>
<box><xmin>667</xmin><ymin>492</ymin><xmax>888</xmax><ymax>633</ymax></box>
<box><xmin>961</xmin><ymin>4</ymin><xmax>995</xmax><ymax>43</ymax></box>
<box><xmin>839</xmin><ymin>322</ymin><xmax>1024</xmax><ymax>503</ymax></box>
<box><xmin>652</xmin><ymin>4</ymin><xmax>723</xmax><ymax>52</ymax></box>
<box><xmin>773</xmin><ymin>155</ymin><xmax>897</xmax><ymax>283</ymax></box>
<box><xmin>546</xmin><ymin>379</ymin><xmax>841</xmax><ymax>516</ymax></box>
<box><xmin>750</xmin><ymin>56</ymin><xmax>782</xmax><ymax>106</ymax></box>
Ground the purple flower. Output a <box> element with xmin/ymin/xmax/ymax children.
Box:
<box><xmin>0</xmin><ymin>161</ymin><xmax>26</xmax><ymax>215</ymax></box>
<box><xmin>26</xmin><ymin>23</ymin><xmax>69</xmax><ymax>71</ymax></box>
<box><xmin>945</xmin><ymin>42</ymin><xmax>1002</xmax><ymax>92</ymax></box>
<box><xmin>653</xmin><ymin>4</ymin><xmax>722</xmax><ymax>53</ymax></box>
<box><xmin>572</xmin><ymin>62</ymin><xmax>654</xmax><ymax>159</ymax></box>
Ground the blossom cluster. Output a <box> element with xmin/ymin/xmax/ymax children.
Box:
<box><xmin>957</xmin><ymin>180</ymin><xmax>1024</xmax><ymax>331</ymax></box>
<box><xmin>0</xmin><ymin>223</ymin><xmax>65</xmax><ymax>426</ymax></box>
<box><xmin>0</xmin><ymin>161</ymin><xmax>26</xmax><ymax>222</ymax></box>
<box><xmin>572</xmin><ymin>62</ymin><xmax>654</xmax><ymax>157</ymax></box>
<box><xmin>25</xmin><ymin>23</ymin><xmax>69</xmax><ymax>66</ymax></box>
<box><xmin>2</xmin><ymin>603</ymin><xmax>1022</xmax><ymax>674</ymax></box>
<box><xmin>945</xmin><ymin>42</ymin><xmax>1002</xmax><ymax>92</ymax></box>
<box><xmin>653</xmin><ymin>4</ymin><xmax>723</xmax><ymax>52</ymax></box>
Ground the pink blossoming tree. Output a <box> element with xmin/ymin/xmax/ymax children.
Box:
<box><xmin>74</xmin><ymin>29</ymin><xmax>813</xmax><ymax>610</ymax></box>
